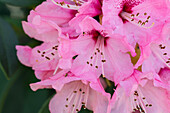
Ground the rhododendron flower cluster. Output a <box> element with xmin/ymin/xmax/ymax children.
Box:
<box><xmin>16</xmin><ymin>0</ymin><xmax>170</xmax><ymax>113</ymax></box>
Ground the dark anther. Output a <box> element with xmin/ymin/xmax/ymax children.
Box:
<box><xmin>65</xmin><ymin>105</ymin><xmax>68</xmax><ymax>107</ymax></box>
<box><xmin>45</xmin><ymin>56</ymin><xmax>50</xmax><ymax>60</ymax></box>
<box><xmin>73</xmin><ymin>91</ymin><xmax>77</xmax><ymax>93</ymax></box>
<box><xmin>149</xmin><ymin>104</ymin><xmax>152</xmax><ymax>107</ymax></box>
<box><xmin>37</xmin><ymin>50</ymin><xmax>41</xmax><ymax>53</ymax></box>
<box><xmin>163</xmin><ymin>53</ymin><xmax>167</xmax><ymax>55</ymax></box>
<box><xmin>66</xmin><ymin>98</ymin><xmax>68</xmax><ymax>101</ymax></box>
<box><xmin>82</xmin><ymin>102</ymin><xmax>85</xmax><ymax>105</ymax></box>
<box><xmin>41</xmin><ymin>55</ymin><xmax>44</xmax><ymax>57</ymax></box>
<box><xmin>136</xmin><ymin>13</ymin><xmax>139</xmax><ymax>16</ymax></box>
<box><xmin>166</xmin><ymin>61</ymin><xmax>170</xmax><ymax>63</ymax></box>
<box><xmin>147</xmin><ymin>16</ymin><xmax>150</xmax><ymax>19</ymax></box>
<box><xmin>102</xmin><ymin>60</ymin><xmax>106</xmax><ymax>62</ymax></box>
<box><xmin>131</xmin><ymin>19</ymin><xmax>134</xmax><ymax>21</ymax></box>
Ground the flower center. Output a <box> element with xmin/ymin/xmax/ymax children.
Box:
<box><xmin>119</xmin><ymin>1</ymin><xmax>154</xmax><ymax>29</ymax></box>
<box><xmin>51</xmin><ymin>0</ymin><xmax>86</xmax><ymax>10</ymax></box>
<box><xmin>37</xmin><ymin>45</ymin><xmax>59</xmax><ymax>60</ymax></box>
<box><xmin>86</xmin><ymin>34</ymin><xmax>107</xmax><ymax>77</ymax></box>
<box><xmin>36</xmin><ymin>44</ymin><xmax>60</xmax><ymax>74</ymax></box>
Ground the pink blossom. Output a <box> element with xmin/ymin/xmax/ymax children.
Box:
<box><xmin>22</xmin><ymin>1</ymin><xmax>77</xmax><ymax>42</ymax></box>
<box><xmin>22</xmin><ymin>0</ymin><xmax>102</xmax><ymax>42</ymax></box>
<box><xmin>30</xmin><ymin>70</ymin><xmax>110</xmax><ymax>113</ymax></box>
<box><xmin>108</xmin><ymin>70</ymin><xmax>170</xmax><ymax>113</ymax></box>
<box><xmin>16</xmin><ymin>38</ymin><xmax>74</xmax><ymax>78</ymax></box>
<box><xmin>71</xmin><ymin>17</ymin><xmax>135</xmax><ymax>84</ymax></box>
<box><xmin>136</xmin><ymin>22</ymin><xmax>170</xmax><ymax>72</ymax></box>
<box><xmin>102</xmin><ymin>0</ymin><xmax>170</xmax><ymax>47</ymax></box>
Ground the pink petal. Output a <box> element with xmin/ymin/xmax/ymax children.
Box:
<box><xmin>16</xmin><ymin>45</ymin><xmax>32</xmax><ymax>67</ymax></box>
<box><xmin>23</xmin><ymin>1</ymin><xmax>76</xmax><ymax>42</ymax></box>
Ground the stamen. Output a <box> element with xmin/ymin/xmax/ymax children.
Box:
<box><xmin>151</xmin><ymin>43</ymin><xmax>170</xmax><ymax>68</ymax></box>
<box><xmin>51</xmin><ymin>0</ymin><xmax>80</xmax><ymax>10</ymax></box>
<box><xmin>63</xmin><ymin>82</ymin><xmax>90</xmax><ymax>113</ymax></box>
<box><xmin>36</xmin><ymin>44</ymin><xmax>60</xmax><ymax>75</ymax></box>
<box><xmin>131</xmin><ymin>89</ymin><xmax>152</xmax><ymax>113</ymax></box>
<box><xmin>86</xmin><ymin>35</ymin><xmax>106</xmax><ymax>77</ymax></box>
<box><xmin>120</xmin><ymin>11</ymin><xmax>154</xmax><ymax>29</ymax></box>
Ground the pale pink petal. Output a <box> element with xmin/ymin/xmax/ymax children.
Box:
<box><xmin>78</xmin><ymin>0</ymin><xmax>101</xmax><ymax>16</ymax></box>
<box><xmin>23</xmin><ymin>1</ymin><xmax>76</xmax><ymax>42</ymax></box>
<box><xmin>16</xmin><ymin>45</ymin><xmax>32</xmax><ymax>67</ymax></box>
<box><xmin>30</xmin><ymin>79</ymin><xmax>54</xmax><ymax>91</ymax></box>
<box><xmin>139</xmin><ymin>81</ymin><xmax>170</xmax><ymax>113</ymax></box>
<box><xmin>34</xmin><ymin>70</ymin><xmax>54</xmax><ymax>80</ymax></box>
<box><xmin>154</xmin><ymin>68</ymin><xmax>170</xmax><ymax>90</ymax></box>
<box><xmin>109</xmin><ymin>86</ymin><xmax>132</xmax><ymax>113</ymax></box>
<box><xmin>86</xmin><ymin>80</ymin><xmax>110</xmax><ymax>113</ymax></box>
<box><xmin>141</xmin><ymin>52</ymin><xmax>165</xmax><ymax>73</ymax></box>
<box><xmin>104</xmin><ymin>36</ymin><xmax>134</xmax><ymax>83</ymax></box>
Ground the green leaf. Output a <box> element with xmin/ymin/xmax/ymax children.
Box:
<box><xmin>0</xmin><ymin>66</ymin><xmax>22</xmax><ymax>113</ymax></box>
<box><xmin>0</xmin><ymin>17</ymin><xmax>18</xmax><ymax>78</ymax></box>
<box><xmin>1</xmin><ymin>66</ymin><xmax>51</xmax><ymax>113</ymax></box>
<box><xmin>38</xmin><ymin>95</ymin><xmax>53</xmax><ymax>113</ymax></box>
<box><xmin>0</xmin><ymin>2</ymin><xmax>10</xmax><ymax>16</ymax></box>
<box><xmin>0</xmin><ymin>0</ymin><xmax>44</xmax><ymax>7</ymax></box>
<box><xmin>0</xmin><ymin>62</ymin><xmax>8</xmax><ymax>80</ymax></box>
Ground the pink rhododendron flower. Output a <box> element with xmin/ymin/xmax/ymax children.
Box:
<box><xmin>15</xmin><ymin>0</ymin><xmax>170</xmax><ymax>112</ymax></box>
<box><xmin>22</xmin><ymin>0</ymin><xmax>77</xmax><ymax>42</ymax></box>
<box><xmin>102</xmin><ymin>0</ymin><xmax>170</xmax><ymax>47</ymax></box>
<box><xmin>30</xmin><ymin>70</ymin><xmax>110</xmax><ymax>113</ymax></box>
<box><xmin>136</xmin><ymin>22</ymin><xmax>170</xmax><ymax>72</ymax></box>
<box><xmin>16</xmin><ymin>38</ymin><xmax>74</xmax><ymax>76</ymax></box>
<box><xmin>140</xmin><ymin>40</ymin><xmax>170</xmax><ymax>73</ymax></box>
<box><xmin>22</xmin><ymin>0</ymin><xmax>101</xmax><ymax>42</ymax></box>
<box><xmin>71</xmin><ymin>17</ymin><xmax>135</xmax><ymax>84</ymax></box>
<box><xmin>108</xmin><ymin>70</ymin><xmax>170</xmax><ymax>113</ymax></box>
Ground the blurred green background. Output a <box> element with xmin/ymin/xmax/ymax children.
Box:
<box><xmin>0</xmin><ymin>0</ymin><xmax>95</xmax><ymax>113</ymax></box>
